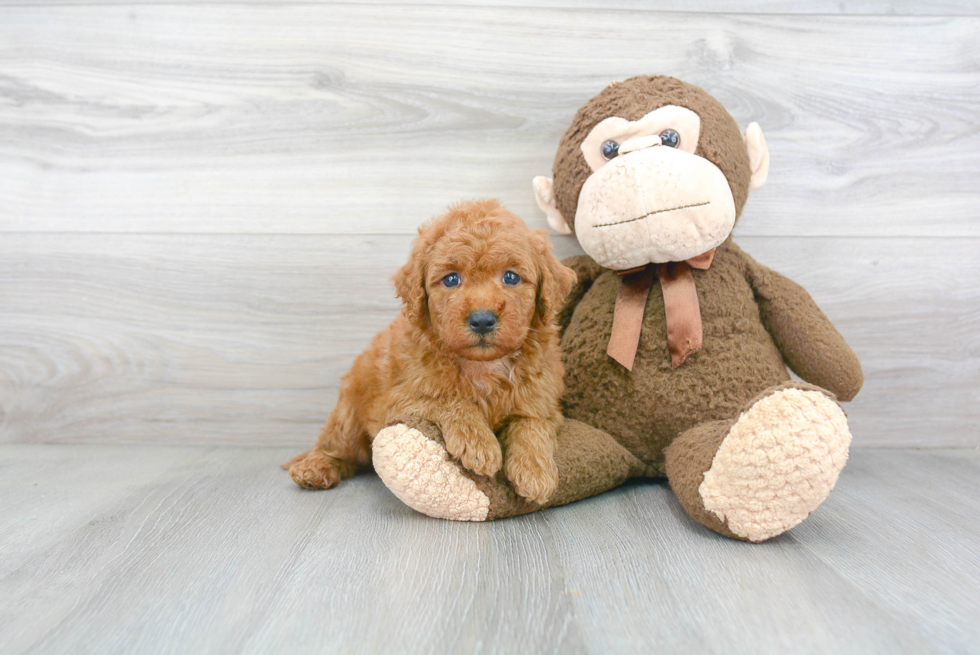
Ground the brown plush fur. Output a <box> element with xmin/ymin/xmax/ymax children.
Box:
<box><xmin>662</xmin><ymin>380</ymin><xmax>845</xmax><ymax>542</ymax></box>
<box><xmin>547</xmin><ymin>77</ymin><xmax>861</xmax><ymax>476</ymax></box>
<box><xmin>379</xmin><ymin>77</ymin><xmax>864</xmax><ymax>538</ymax></box>
<box><xmin>558</xmin><ymin>238</ymin><xmax>863</xmax><ymax>475</ymax></box>
<box><xmin>284</xmin><ymin>199</ymin><xmax>576</xmax><ymax>504</ymax></box>
<box><xmin>395</xmin><ymin>415</ymin><xmax>649</xmax><ymax>520</ymax></box>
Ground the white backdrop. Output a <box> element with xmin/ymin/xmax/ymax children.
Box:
<box><xmin>1</xmin><ymin>2</ymin><xmax>978</xmax><ymax>446</ymax></box>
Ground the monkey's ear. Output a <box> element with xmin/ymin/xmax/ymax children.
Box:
<box><xmin>532</xmin><ymin>176</ymin><xmax>572</xmax><ymax>235</ymax></box>
<box><xmin>744</xmin><ymin>122</ymin><xmax>770</xmax><ymax>191</ymax></box>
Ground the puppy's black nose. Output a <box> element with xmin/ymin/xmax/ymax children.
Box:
<box><xmin>467</xmin><ymin>311</ymin><xmax>498</xmax><ymax>335</ymax></box>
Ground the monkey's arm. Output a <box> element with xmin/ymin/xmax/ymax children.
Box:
<box><xmin>558</xmin><ymin>255</ymin><xmax>605</xmax><ymax>334</ymax></box>
<box><xmin>742</xmin><ymin>250</ymin><xmax>863</xmax><ymax>401</ymax></box>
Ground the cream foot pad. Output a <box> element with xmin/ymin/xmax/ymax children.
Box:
<box><xmin>699</xmin><ymin>388</ymin><xmax>851</xmax><ymax>542</ymax></box>
<box><xmin>373</xmin><ymin>424</ymin><xmax>490</xmax><ymax>521</ymax></box>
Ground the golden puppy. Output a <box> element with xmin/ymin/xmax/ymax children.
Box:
<box><xmin>283</xmin><ymin>199</ymin><xmax>576</xmax><ymax>504</ymax></box>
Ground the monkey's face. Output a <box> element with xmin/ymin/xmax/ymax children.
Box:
<box><xmin>533</xmin><ymin>76</ymin><xmax>770</xmax><ymax>271</ymax></box>
<box><xmin>574</xmin><ymin>105</ymin><xmax>735</xmax><ymax>270</ymax></box>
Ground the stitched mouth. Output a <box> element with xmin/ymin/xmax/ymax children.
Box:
<box><xmin>593</xmin><ymin>201</ymin><xmax>710</xmax><ymax>229</ymax></box>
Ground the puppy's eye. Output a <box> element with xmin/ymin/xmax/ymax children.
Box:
<box><xmin>502</xmin><ymin>271</ymin><xmax>521</xmax><ymax>286</ymax></box>
<box><xmin>601</xmin><ymin>140</ymin><xmax>620</xmax><ymax>160</ymax></box>
<box><xmin>442</xmin><ymin>273</ymin><xmax>461</xmax><ymax>288</ymax></box>
<box><xmin>659</xmin><ymin>129</ymin><xmax>680</xmax><ymax>148</ymax></box>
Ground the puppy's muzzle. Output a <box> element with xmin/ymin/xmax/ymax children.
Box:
<box><xmin>467</xmin><ymin>310</ymin><xmax>498</xmax><ymax>336</ymax></box>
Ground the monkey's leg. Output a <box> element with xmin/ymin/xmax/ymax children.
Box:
<box><xmin>372</xmin><ymin>417</ymin><xmax>648</xmax><ymax>521</ymax></box>
<box><xmin>664</xmin><ymin>381</ymin><xmax>851</xmax><ymax>542</ymax></box>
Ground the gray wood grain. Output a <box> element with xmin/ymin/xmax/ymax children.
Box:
<box><xmin>792</xmin><ymin>451</ymin><xmax>980</xmax><ymax>654</ymax></box>
<box><xmin>1</xmin><ymin>3</ymin><xmax>977</xmax><ymax>450</ymax></box>
<box><xmin>544</xmin><ymin>480</ymin><xmax>940</xmax><ymax>653</ymax></box>
<box><xmin>2</xmin><ymin>234</ymin><xmax>977</xmax><ymax>447</ymax></box>
<box><xmin>0</xmin><ymin>445</ymin><xmax>202</xmax><ymax>579</ymax></box>
<box><xmin>1</xmin><ymin>1</ymin><xmax>977</xmax><ymax>15</ymax></box>
<box><xmin>0</xmin><ymin>7</ymin><xmax>977</xmax><ymax>237</ymax></box>
<box><xmin>0</xmin><ymin>445</ymin><xmax>976</xmax><ymax>655</ymax></box>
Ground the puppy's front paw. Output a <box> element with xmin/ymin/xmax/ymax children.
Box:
<box><xmin>286</xmin><ymin>450</ymin><xmax>345</xmax><ymax>489</ymax></box>
<box><xmin>444</xmin><ymin>425</ymin><xmax>503</xmax><ymax>477</ymax></box>
<box><xmin>505</xmin><ymin>450</ymin><xmax>559</xmax><ymax>505</ymax></box>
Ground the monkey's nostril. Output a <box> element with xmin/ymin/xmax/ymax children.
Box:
<box><xmin>467</xmin><ymin>311</ymin><xmax>498</xmax><ymax>335</ymax></box>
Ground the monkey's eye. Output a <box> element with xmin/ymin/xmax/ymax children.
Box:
<box><xmin>601</xmin><ymin>140</ymin><xmax>620</xmax><ymax>160</ymax></box>
<box><xmin>659</xmin><ymin>129</ymin><xmax>680</xmax><ymax>148</ymax></box>
<box><xmin>502</xmin><ymin>271</ymin><xmax>521</xmax><ymax>286</ymax></box>
<box><xmin>442</xmin><ymin>273</ymin><xmax>461</xmax><ymax>288</ymax></box>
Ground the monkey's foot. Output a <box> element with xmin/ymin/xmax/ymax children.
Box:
<box><xmin>698</xmin><ymin>386</ymin><xmax>851</xmax><ymax>542</ymax></box>
<box><xmin>373</xmin><ymin>423</ymin><xmax>491</xmax><ymax>521</ymax></box>
<box><xmin>374</xmin><ymin>417</ymin><xmax>646</xmax><ymax>521</ymax></box>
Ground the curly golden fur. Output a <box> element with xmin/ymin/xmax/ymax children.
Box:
<box><xmin>283</xmin><ymin>199</ymin><xmax>576</xmax><ymax>504</ymax></box>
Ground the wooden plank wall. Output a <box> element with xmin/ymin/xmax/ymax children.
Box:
<box><xmin>1</xmin><ymin>2</ymin><xmax>978</xmax><ymax>447</ymax></box>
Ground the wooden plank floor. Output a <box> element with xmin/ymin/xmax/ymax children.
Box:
<box><xmin>0</xmin><ymin>446</ymin><xmax>976</xmax><ymax>654</ymax></box>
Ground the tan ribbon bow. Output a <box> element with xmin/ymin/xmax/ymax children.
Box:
<box><xmin>606</xmin><ymin>249</ymin><xmax>716</xmax><ymax>371</ymax></box>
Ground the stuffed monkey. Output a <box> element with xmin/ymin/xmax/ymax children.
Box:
<box><xmin>372</xmin><ymin>76</ymin><xmax>863</xmax><ymax>542</ymax></box>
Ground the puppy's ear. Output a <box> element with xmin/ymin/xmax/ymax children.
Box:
<box><xmin>392</xmin><ymin>231</ymin><xmax>430</xmax><ymax>328</ymax></box>
<box><xmin>531</xmin><ymin>230</ymin><xmax>577</xmax><ymax>328</ymax></box>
